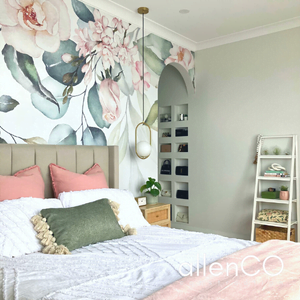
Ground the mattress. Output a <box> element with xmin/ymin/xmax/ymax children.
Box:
<box><xmin>0</xmin><ymin>226</ymin><xmax>255</xmax><ymax>300</ymax></box>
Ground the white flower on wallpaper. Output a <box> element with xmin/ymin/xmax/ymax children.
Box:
<box><xmin>0</xmin><ymin>0</ymin><xmax>195</xmax><ymax>191</ymax></box>
<box><xmin>0</xmin><ymin>0</ymin><xmax>71</xmax><ymax>58</ymax></box>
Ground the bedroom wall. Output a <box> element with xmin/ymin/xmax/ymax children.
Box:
<box><xmin>0</xmin><ymin>0</ymin><xmax>195</xmax><ymax>195</ymax></box>
<box><xmin>191</xmin><ymin>27</ymin><xmax>300</xmax><ymax>240</ymax></box>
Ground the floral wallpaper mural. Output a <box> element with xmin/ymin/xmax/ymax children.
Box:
<box><xmin>0</xmin><ymin>0</ymin><xmax>195</xmax><ymax>193</ymax></box>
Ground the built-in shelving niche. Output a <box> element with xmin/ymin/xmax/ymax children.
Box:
<box><xmin>160</xmin><ymin>180</ymin><xmax>172</xmax><ymax>198</ymax></box>
<box><xmin>174</xmin><ymin>104</ymin><xmax>188</xmax><ymax>121</ymax></box>
<box><xmin>159</xmin><ymin>128</ymin><xmax>171</xmax><ymax>138</ymax></box>
<box><xmin>159</xmin><ymin>105</ymin><xmax>172</xmax><ymax>123</ymax></box>
<box><xmin>174</xmin><ymin>205</ymin><xmax>189</xmax><ymax>224</ymax></box>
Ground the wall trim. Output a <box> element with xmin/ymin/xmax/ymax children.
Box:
<box><xmin>196</xmin><ymin>16</ymin><xmax>300</xmax><ymax>50</ymax></box>
<box><xmin>82</xmin><ymin>0</ymin><xmax>300</xmax><ymax>52</ymax></box>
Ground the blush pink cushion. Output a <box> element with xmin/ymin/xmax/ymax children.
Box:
<box><xmin>49</xmin><ymin>163</ymin><xmax>109</xmax><ymax>198</ymax></box>
<box><xmin>0</xmin><ymin>165</ymin><xmax>45</xmax><ymax>201</ymax></box>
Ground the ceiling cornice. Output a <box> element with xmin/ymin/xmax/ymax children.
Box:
<box><xmin>82</xmin><ymin>0</ymin><xmax>300</xmax><ymax>52</ymax></box>
<box><xmin>196</xmin><ymin>16</ymin><xmax>300</xmax><ymax>51</ymax></box>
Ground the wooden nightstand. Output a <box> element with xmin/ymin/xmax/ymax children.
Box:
<box><xmin>140</xmin><ymin>203</ymin><xmax>171</xmax><ymax>227</ymax></box>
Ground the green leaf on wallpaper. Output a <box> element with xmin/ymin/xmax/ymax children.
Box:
<box><xmin>43</xmin><ymin>40</ymin><xmax>85</xmax><ymax>86</ymax></box>
<box><xmin>0</xmin><ymin>138</ymin><xmax>7</xmax><ymax>144</ymax></box>
<box><xmin>145</xmin><ymin>100</ymin><xmax>158</xmax><ymax>127</ymax></box>
<box><xmin>87</xmin><ymin>83</ymin><xmax>110</xmax><ymax>129</ymax></box>
<box><xmin>135</xmin><ymin>41</ymin><xmax>165</xmax><ymax>76</ymax></box>
<box><xmin>48</xmin><ymin>124</ymin><xmax>77</xmax><ymax>145</ymax></box>
<box><xmin>82</xmin><ymin>127</ymin><xmax>107</xmax><ymax>145</ymax></box>
<box><xmin>2</xmin><ymin>45</ymin><xmax>59</xmax><ymax>108</ymax></box>
<box><xmin>139</xmin><ymin>34</ymin><xmax>173</xmax><ymax>61</ymax></box>
<box><xmin>111</xmin><ymin>63</ymin><xmax>134</xmax><ymax>96</ymax></box>
<box><xmin>71</xmin><ymin>0</ymin><xmax>94</xmax><ymax>23</ymax></box>
<box><xmin>31</xmin><ymin>77</ymin><xmax>70</xmax><ymax>119</ymax></box>
<box><xmin>22</xmin><ymin>137</ymin><xmax>47</xmax><ymax>144</ymax></box>
<box><xmin>0</xmin><ymin>95</ymin><xmax>19</xmax><ymax>113</ymax></box>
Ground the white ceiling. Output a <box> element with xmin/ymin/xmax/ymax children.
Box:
<box><xmin>86</xmin><ymin>0</ymin><xmax>300</xmax><ymax>50</ymax></box>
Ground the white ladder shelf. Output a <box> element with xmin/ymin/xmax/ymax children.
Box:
<box><xmin>251</xmin><ymin>134</ymin><xmax>299</xmax><ymax>242</ymax></box>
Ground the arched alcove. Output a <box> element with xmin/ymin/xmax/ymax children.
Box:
<box><xmin>157</xmin><ymin>62</ymin><xmax>194</xmax><ymax>229</ymax></box>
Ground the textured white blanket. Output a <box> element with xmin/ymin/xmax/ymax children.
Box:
<box><xmin>0</xmin><ymin>226</ymin><xmax>255</xmax><ymax>300</ymax></box>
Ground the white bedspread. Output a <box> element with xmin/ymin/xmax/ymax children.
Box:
<box><xmin>0</xmin><ymin>226</ymin><xmax>255</xmax><ymax>300</ymax></box>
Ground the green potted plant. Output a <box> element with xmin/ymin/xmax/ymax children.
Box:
<box><xmin>140</xmin><ymin>177</ymin><xmax>162</xmax><ymax>204</ymax></box>
<box><xmin>280</xmin><ymin>185</ymin><xmax>289</xmax><ymax>200</ymax></box>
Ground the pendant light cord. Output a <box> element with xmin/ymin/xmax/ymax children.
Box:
<box><xmin>142</xmin><ymin>12</ymin><xmax>145</xmax><ymax>122</ymax></box>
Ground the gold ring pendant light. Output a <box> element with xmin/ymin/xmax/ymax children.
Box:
<box><xmin>135</xmin><ymin>7</ymin><xmax>151</xmax><ymax>159</ymax></box>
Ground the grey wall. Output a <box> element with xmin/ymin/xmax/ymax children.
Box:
<box><xmin>191</xmin><ymin>28</ymin><xmax>300</xmax><ymax>240</ymax></box>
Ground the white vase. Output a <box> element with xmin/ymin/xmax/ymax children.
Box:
<box><xmin>146</xmin><ymin>193</ymin><xmax>158</xmax><ymax>205</ymax></box>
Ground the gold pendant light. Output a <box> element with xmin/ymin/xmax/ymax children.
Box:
<box><xmin>135</xmin><ymin>7</ymin><xmax>151</xmax><ymax>160</ymax></box>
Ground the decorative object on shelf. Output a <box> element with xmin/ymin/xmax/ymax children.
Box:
<box><xmin>176</xmin><ymin>190</ymin><xmax>188</xmax><ymax>199</ymax></box>
<box><xmin>160</xmin><ymin>114</ymin><xmax>171</xmax><ymax>122</ymax></box>
<box><xmin>253</xmin><ymin>134</ymin><xmax>262</xmax><ymax>164</ymax></box>
<box><xmin>179</xmin><ymin>113</ymin><xmax>184</xmax><ymax>121</ymax></box>
<box><xmin>273</xmin><ymin>147</ymin><xmax>281</xmax><ymax>155</ymax></box>
<box><xmin>268</xmin><ymin>187</ymin><xmax>276</xmax><ymax>192</ymax></box>
<box><xmin>184</xmin><ymin>114</ymin><xmax>188</xmax><ymax>121</ymax></box>
<box><xmin>264</xmin><ymin>163</ymin><xmax>289</xmax><ymax>177</ymax></box>
<box><xmin>135</xmin><ymin>196</ymin><xmax>147</xmax><ymax>206</ymax></box>
<box><xmin>135</xmin><ymin>7</ymin><xmax>151</xmax><ymax>160</ymax></box>
<box><xmin>140</xmin><ymin>177</ymin><xmax>162</xmax><ymax>205</ymax></box>
<box><xmin>178</xmin><ymin>144</ymin><xmax>188</xmax><ymax>152</ymax></box>
<box><xmin>162</xmin><ymin>132</ymin><xmax>171</xmax><ymax>137</ymax></box>
<box><xmin>175</xmin><ymin>128</ymin><xmax>188</xmax><ymax>137</ymax></box>
<box><xmin>268</xmin><ymin>163</ymin><xmax>286</xmax><ymax>171</ymax></box>
<box><xmin>261</xmin><ymin>191</ymin><xmax>280</xmax><ymax>199</ymax></box>
<box><xmin>263</xmin><ymin>149</ymin><xmax>269</xmax><ymax>155</ymax></box>
<box><xmin>280</xmin><ymin>186</ymin><xmax>289</xmax><ymax>200</ymax></box>
<box><xmin>161</xmin><ymin>190</ymin><xmax>171</xmax><ymax>197</ymax></box>
<box><xmin>161</xmin><ymin>144</ymin><xmax>171</xmax><ymax>152</ymax></box>
<box><xmin>175</xmin><ymin>166</ymin><xmax>188</xmax><ymax>176</ymax></box>
<box><xmin>176</xmin><ymin>212</ymin><xmax>188</xmax><ymax>223</ymax></box>
<box><xmin>257</xmin><ymin>209</ymin><xmax>288</xmax><ymax>223</ymax></box>
<box><xmin>160</xmin><ymin>160</ymin><xmax>171</xmax><ymax>175</ymax></box>
<box><xmin>285</xmin><ymin>151</ymin><xmax>290</xmax><ymax>155</ymax></box>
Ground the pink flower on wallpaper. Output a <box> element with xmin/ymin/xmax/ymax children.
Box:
<box><xmin>165</xmin><ymin>45</ymin><xmax>194</xmax><ymax>71</ymax></box>
<box><xmin>73</xmin><ymin>28</ymin><xmax>96</xmax><ymax>58</ymax></box>
<box><xmin>89</xmin><ymin>10</ymin><xmax>113</xmax><ymax>45</ymax></box>
<box><xmin>0</xmin><ymin>0</ymin><xmax>70</xmax><ymax>58</ymax></box>
<box><xmin>112</xmin><ymin>17</ymin><xmax>129</xmax><ymax>34</ymax></box>
<box><xmin>118</xmin><ymin>36</ymin><xmax>137</xmax><ymax>66</ymax></box>
<box><xmin>99</xmin><ymin>79</ymin><xmax>121</xmax><ymax>124</ymax></box>
<box><xmin>131</xmin><ymin>61</ymin><xmax>151</xmax><ymax>94</ymax></box>
<box><xmin>94</xmin><ymin>43</ymin><xmax>119</xmax><ymax>70</ymax></box>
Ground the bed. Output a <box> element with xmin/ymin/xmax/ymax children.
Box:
<box><xmin>0</xmin><ymin>144</ymin><xmax>300</xmax><ymax>300</ymax></box>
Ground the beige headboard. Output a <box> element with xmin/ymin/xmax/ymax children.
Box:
<box><xmin>0</xmin><ymin>144</ymin><xmax>119</xmax><ymax>198</ymax></box>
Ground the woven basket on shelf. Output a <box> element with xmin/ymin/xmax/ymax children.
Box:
<box><xmin>256</xmin><ymin>225</ymin><xmax>295</xmax><ymax>243</ymax></box>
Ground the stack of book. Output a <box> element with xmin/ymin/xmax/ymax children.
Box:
<box><xmin>264</xmin><ymin>170</ymin><xmax>289</xmax><ymax>177</ymax></box>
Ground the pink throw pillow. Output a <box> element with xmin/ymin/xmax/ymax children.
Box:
<box><xmin>49</xmin><ymin>163</ymin><xmax>109</xmax><ymax>198</ymax></box>
<box><xmin>0</xmin><ymin>165</ymin><xmax>45</xmax><ymax>201</ymax></box>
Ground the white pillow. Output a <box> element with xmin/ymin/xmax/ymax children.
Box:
<box><xmin>59</xmin><ymin>189</ymin><xmax>150</xmax><ymax>229</ymax></box>
<box><xmin>0</xmin><ymin>197</ymin><xmax>63</xmax><ymax>257</ymax></box>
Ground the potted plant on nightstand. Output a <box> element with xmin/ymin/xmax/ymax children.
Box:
<box><xmin>280</xmin><ymin>185</ymin><xmax>289</xmax><ymax>200</ymax></box>
<box><xmin>140</xmin><ymin>177</ymin><xmax>162</xmax><ymax>205</ymax></box>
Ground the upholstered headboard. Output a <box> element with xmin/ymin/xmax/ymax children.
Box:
<box><xmin>0</xmin><ymin>144</ymin><xmax>119</xmax><ymax>198</ymax></box>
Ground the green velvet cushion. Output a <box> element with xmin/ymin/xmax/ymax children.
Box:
<box><xmin>40</xmin><ymin>198</ymin><xmax>125</xmax><ymax>251</ymax></box>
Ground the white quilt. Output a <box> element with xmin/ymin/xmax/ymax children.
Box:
<box><xmin>0</xmin><ymin>226</ymin><xmax>255</xmax><ymax>300</ymax></box>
